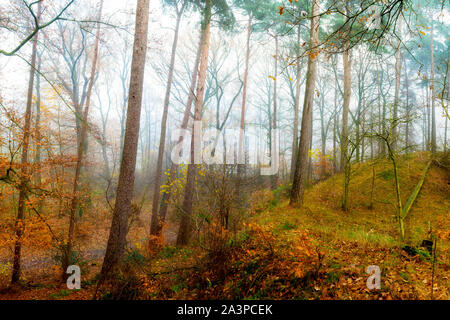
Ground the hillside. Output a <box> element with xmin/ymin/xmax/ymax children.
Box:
<box><xmin>1</xmin><ymin>153</ymin><xmax>448</xmax><ymax>300</ymax></box>
<box><xmin>141</xmin><ymin>152</ymin><xmax>449</xmax><ymax>300</ymax></box>
<box><xmin>249</xmin><ymin>152</ymin><xmax>450</xmax><ymax>299</ymax></box>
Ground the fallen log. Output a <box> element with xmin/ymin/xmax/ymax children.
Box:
<box><xmin>401</xmin><ymin>160</ymin><xmax>432</xmax><ymax>219</ymax></box>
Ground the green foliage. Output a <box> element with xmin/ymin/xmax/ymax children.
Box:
<box><xmin>158</xmin><ymin>246</ymin><xmax>179</xmax><ymax>259</ymax></box>
<box><xmin>402</xmin><ymin>245</ymin><xmax>431</xmax><ymax>260</ymax></box>
<box><xmin>279</xmin><ymin>221</ymin><xmax>297</xmax><ymax>231</ymax></box>
<box><xmin>52</xmin><ymin>244</ymin><xmax>88</xmax><ymax>271</ymax></box>
<box><xmin>378</xmin><ymin>169</ymin><xmax>394</xmax><ymax>180</ymax></box>
<box><xmin>123</xmin><ymin>248</ymin><xmax>147</xmax><ymax>268</ymax></box>
<box><xmin>212</xmin><ymin>0</ymin><xmax>236</xmax><ymax>31</ymax></box>
<box><xmin>171</xmin><ymin>282</ymin><xmax>187</xmax><ymax>293</ymax></box>
<box><xmin>49</xmin><ymin>289</ymin><xmax>71</xmax><ymax>300</ymax></box>
<box><xmin>326</xmin><ymin>271</ymin><xmax>341</xmax><ymax>284</ymax></box>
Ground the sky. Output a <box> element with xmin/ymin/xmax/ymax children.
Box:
<box><xmin>0</xmin><ymin>0</ymin><xmax>448</xmax><ymax>170</ymax></box>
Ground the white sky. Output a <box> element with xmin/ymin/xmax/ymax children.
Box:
<box><xmin>0</xmin><ymin>0</ymin><xmax>448</xmax><ymax>164</ymax></box>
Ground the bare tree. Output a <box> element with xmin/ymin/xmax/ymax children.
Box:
<box><xmin>150</xmin><ymin>0</ymin><xmax>188</xmax><ymax>236</ymax></box>
<box><xmin>63</xmin><ymin>0</ymin><xmax>104</xmax><ymax>278</ymax></box>
<box><xmin>177</xmin><ymin>0</ymin><xmax>213</xmax><ymax>246</ymax></box>
<box><xmin>11</xmin><ymin>1</ymin><xmax>42</xmax><ymax>286</ymax></box>
<box><xmin>0</xmin><ymin>0</ymin><xmax>75</xmax><ymax>56</ymax></box>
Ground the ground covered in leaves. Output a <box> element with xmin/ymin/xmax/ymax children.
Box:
<box><xmin>0</xmin><ymin>153</ymin><xmax>448</xmax><ymax>300</ymax></box>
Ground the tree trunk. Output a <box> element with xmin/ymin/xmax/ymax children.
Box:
<box><xmin>430</xmin><ymin>20</ymin><xmax>436</xmax><ymax>153</ymax></box>
<box><xmin>445</xmin><ymin>115</ymin><xmax>448</xmax><ymax>153</ymax></box>
<box><xmin>237</xmin><ymin>14</ymin><xmax>252</xmax><ymax>199</ymax></box>
<box><xmin>271</xmin><ymin>35</ymin><xmax>279</xmax><ymax>190</ymax></box>
<box><xmin>333</xmin><ymin>79</ymin><xmax>337</xmax><ymax>173</ymax></box>
<box><xmin>100</xmin><ymin>0</ymin><xmax>150</xmax><ymax>279</ymax></box>
<box><xmin>34</xmin><ymin>52</ymin><xmax>43</xmax><ymax>212</ymax></box>
<box><xmin>11</xmin><ymin>1</ymin><xmax>41</xmax><ymax>285</ymax></box>
<box><xmin>157</xmin><ymin>33</ymin><xmax>204</xmax><ymax>235</ymax></box>
<box><xmin>404</xmin><ymin>58</ymin><xmax>410</xmax><ymax>150</ymax></box>
<box><xmin>291</xmin><ymin>24</ymin><xmax>302</xmax><ymax>180</ymax></box>
<box><xmin>290</xmin><ymin>0</ymin><xmax>320</xmax><ymax>206</ymax></box>
<box><xmin>150</xmin><ymin>8</ymin><xmax>183</xmax><ymax>236</ymax></box>
<box><xmin>308</xmin><ymin>111</ymin><xmax>313</xmax><ymax>184</ymax></box>
<box><xmin>340</xmin><ymin>22</ymin><xmax>351</xmax><ymax>172</ymax></box>
<box><xmin>320</xmin><ymin>93</ymin><xmax>326</xmax><ymax>177</ymax></box>
<box><xmin>426</xmin><ymin>82</ymin><xmax>431</xmax><ymax>151</ymax></box>
<box><xmin>176</xmin><ymin>0</ymin><xmax>212</xmax><ymax>246</ymax></box>
<box><xmin>392</xmin><ymin>30</ymin><xmax>402</xmax><ymax>151</ymax></box>
<box><xmin>377</xmin><ymin>61</ymin><xmax>383</xmax><ymax>156</ymax></box>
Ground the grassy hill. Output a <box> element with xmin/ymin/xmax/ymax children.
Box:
<box><xmin>247</xmin><ymin>152</ymin><xmax>449</xmax><ymax>299</ymax></box>
<box><xmin>143</xmin><ymin>152</ymin><xmax>449</xmax><ymax>300</ymax></box>
<box><xmin>1</xmin><ymin>153</ymin><xmax>448</xmax><ymax>300</ymax></box>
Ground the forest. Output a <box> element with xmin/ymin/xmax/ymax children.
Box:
<box><xmin>0</xmin><ymin>0</ymin><xmax>448</xmax><ymax>301</ymax></box>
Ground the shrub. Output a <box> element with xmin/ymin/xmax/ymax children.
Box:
<box><xmin>249</xmin><ymin>189</ymin><xmax>274</xmax><ymax>215</ymax></box>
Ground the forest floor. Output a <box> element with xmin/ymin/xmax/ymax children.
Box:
<box><xmin>0</xmin><ymin>152</ymin><xmax>448</xmax><ymax>300</ymax></box>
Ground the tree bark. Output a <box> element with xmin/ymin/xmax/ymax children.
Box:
<box><xmin>34</xmin><ymin>52</ymin><xmax>43</xmax><ymax>211</ymax></box>
<box><xmin>271</xmin><ymin>35</ymin><xmax>279</xmax><ymax>190</ymax></box>
<box><xmin>392</xmin><ymin>27</ymin><xmax>402</xmax><ymax>151</ymax></box>
<box><xmin>176</xmin><ymin>0</ymin><xmax>212</xmax><ymax>246</ymax></box>
<box><xmin>156</xmin><ymin>33</ymin><xmax>204</xmax><ymax>235</ymax></box>
<box><xmin>290</xmin><ymin>0</ymin><xmax>320</xmax><ymax>206</ymax></box>
<box><xmin>430</xmin><ymin>20</ymin><xmax>436</xmax><ymax>153</ymax></box>
<box><xmin>404</xmin><ymin>58</ymin><xmax>410</xmax><ymax>150</ymax></box>
<box><xmin>376</xmin><ymin>60</ymin><xmax>383</xmax><ymax>156</ymax></box>
<box><xmin>333</xmin><ymin>78</ymin><xmax>337</xmax><ymax>173</ymax></box>
<box><xmin>237</xmin><ymin>14</ymin><xmax>252</xmax><ymax>180</ymax></box>
<box><xmin>150</xmin><ymin>6</ymin><xmax>184</xmax><ymax>236</ymax></box>
<box><xmin>340</xmin><ymin>29</ymin><xmax>351</xmax><ymax>172</ymax></box>
<box><xmin>291</xmin><ymin>24</ymin><xmax>302</xmax><ymax>180</ymax></box>
<box><xmin>100</xmin><ymin>0</ymin><xmax>150</xmax><ymax>279</ymax></box>
<box><xmin>236</xmin><ymin>13</ymin><xmax>252</xmax><ymax>202</ymax></box>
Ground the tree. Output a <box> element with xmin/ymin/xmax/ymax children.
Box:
<box><xmin>340</xmin><ymin>2</ymin><xmax>352</xmax><ymax>173</ymax></box>
<box><xmin>0</xmin><ymin>0</ymin><xmax>75</xmax><ymax>56</ymax></box>
<box><xmin>290</xmin><ymin>0</ymin><xmax>320</xmax><ymax>207</ymax></box>
<box><xmin>176</xmin><ymin>0</ymin><xmax>213</xmax><ymax>246</ymax></box>
<box><xmin>63</xmin><ymin>0</ymin><xmax>104</xmax><ymax>278</ymax></box>
<box><xmin>150</xmin><ymin>0</ymin><xmax>189</xmax><ymax>237</ymax></box>
<box><xmin>373</xmin><ymin>114</ymin><xmax>429</xmax><ymax>240</ymax></box>
<box><xmin>156</xmin><ymin>35</ymin><xmax>204</xmax><ymax>236</ymax></box>
<box><xmin>341</xmin><ymin>128</ymin><xmax>362</xmax><ymax>211</ymax></box>
<box><xmin>11</xmin><ymin>0</ymin><xmax>42</xmax><ymax>286</ymax></box>
<box><xmin>392</xmin><ymin>19</ymin><xmax>402</xmax><ymax>152</ymax></box>
<box><xmin>100</xmin><ymin>0</ymin><xmax>150</xmax><ymax>281</ymax></box>
<box><xmin>176</xmin><ymin>0</ymin><xmax>234</xmax><ymax>246</ymax></box>
<box><xmin>236</xmin><ymin>5</ymin><xmax>252</xmax><ymax>198</ymax></box>
<box><xmin>429</xmin><ymin>19</ymin><xmax>436</xmax><ymax>153</ymax></box>
<box><xmin>291</xmin><ymin>24</ymin><xmax>304</xmax><ymax>180</ymax></box>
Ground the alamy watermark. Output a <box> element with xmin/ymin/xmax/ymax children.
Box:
<box><xmin>366</xmin><ymin>265</ymin><xmax>381</xmax><ymax>290</ymax></box>
<box><xmin>66</xmin><ymin>265</ymin><xmax>81</xmax><ymax>290</ymax></box>
<box><xmin>170</xmin><ymin>121</ymin><xmax>279</xmax><ymax>176</ymax></box>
